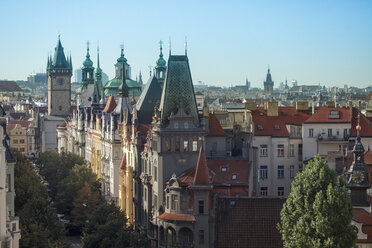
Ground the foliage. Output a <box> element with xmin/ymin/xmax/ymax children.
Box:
<box><xmin>13</xmin><ymin>152</ymin><xmax>67</xmax><ymax>248</ymax></box>
<box><xmin>71</xmin><ymin>185</ymin><xmax>100</xmax><ymax>228</ymax></box>
<box><xmin>278</xmin><ymin>155</ymin><xmax>357</xmax><ymax>248</ymax></box>
<box><xmin>36</xmin><ymin>150</ymin><xmax>85</xmax><ymax>200</ymax></box>
<box><xmin>55</xmin><ymin>164</ymin><xmax>101</xmax><ymax>215</ymax></box>
<box><xmin>82</xmin><ymin>203</ymin><xmax>147</xmax><ymax>248</ymax></box>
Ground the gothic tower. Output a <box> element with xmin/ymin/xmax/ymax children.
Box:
<box><xmin>155</xmin><ymin>41</ymin><xmax>167</xmax><ymax>87</ymax></box>
<box><xmin>47</xmin><ymin>36</ymin><xmax>72</xmax><ymax>116</ymax></box>
<box><xmin>346</xmin><ymin>113</ymin><xmax>370</xmax><ymax>207</ymax></box>
<box><xmin>263</xmin><ymin>68</ymin><xmax>274</xmax><ymax>94</ymax></box>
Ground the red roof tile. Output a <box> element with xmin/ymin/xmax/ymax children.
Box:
<box><xmin>208</xmin><ymin>114</ymin><xmax>227</xmax><ymax>137</ymax></box>
<box><xmin>351</xmin><ymin>108</ymin><xmax>372</xmax><ymax>137</ymax></box>
<box><xmin>157</xmin><ymin>212</ymin><xmax>195</xmax><ymax>222</ymax></box>
<box><xmin>193</xmin><ymin>150</ymin><xmax>210</xmax><ymax>185</ymax></box>
<box><xmin>252</xmin><ymin>107</ymin><xmax>311</xmax><ymax>137</ymax></box>
<box><xmin>304</xmin><ymin>107</ymin><xmax>350</xmax><ymax>123</ymax></box>
<box><xmin>354</xmin><ymin>208</ymin><xmax>372</xmax><ymax>225</ymax></box>
<box><xmin>8</xmin><ymin>120</ymin><xmax>31</xmax><ymax>129</ymax></box>
<box><xmin>102</xmin><ymin>96</ymin><xmax>117</xmax><ymax>113</ymax></box>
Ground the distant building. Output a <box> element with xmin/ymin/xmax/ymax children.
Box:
<box><xmin>27</xmin><ymin>73</ymin><xmax>47</xmax><ymax>85</ymax></box>
<box><xmin>263</xmin><ymin>68</ymin><xmax>274</xmax><ymax>93</ymax></box>
<box><xmin>74</xmin><ymin>69</ymin><xmax>82</xmax><ymax>83</ymax></box>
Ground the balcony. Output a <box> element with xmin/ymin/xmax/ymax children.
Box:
<box><xmin>317</xmin><ymin>135</ymin><xmax>349</xmax><ymax>144</ymax></box>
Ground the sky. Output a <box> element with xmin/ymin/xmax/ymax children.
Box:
<box><xmin>0</xmin><ymin>0</ymin><xmax>371</xmax><ymax>88</ymax></box>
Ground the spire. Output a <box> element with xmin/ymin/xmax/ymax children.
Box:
<box><xmin>83</xmin><ymin>41</ymin><xmax>93</xmax><ymax>68</ymax></box>
<box><xmin>184</xmin><ymin>36</ymin><xmax>187</xmax><ymax>56</ymax></box>
<box><xmin>118</xmin><ymin>46</ymin><xmax>129</xmax><ymax>97</ymax></box>
<box><xmin>96</xmin><ymin>46</ymin><xmax>102</xmax><ymax>74</ymax></box>
<box><xmin>193</xmin><ymin>146</ymin><xmax>210</xmax><ymax>185</ymax></box>
<box><xmin>168</xmin><ymin>36</ymin><xmax>171</xmax><ymax>56</ymax></box>
<box><xmin>138</xmin><ymin>70</ymin><xmax>143</xmax><ymax>85</ymax></box>
<box><xmin>51</xmin><ymin>36</ymin><xmax>69</xmax><ymax>69</ymax></box>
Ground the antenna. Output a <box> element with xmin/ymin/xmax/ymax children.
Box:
<box><xmin>184</xmin><ymin>36</ymin><xmax>188</xmax><ymax>55</ymax></box>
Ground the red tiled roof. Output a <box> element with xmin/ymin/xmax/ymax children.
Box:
<box><xmin>216</xmin><ymin>197</ymin><xmax>285</xmax><ymax>248</ymax></box>
<box><xmin>58</xmin><ymin>120</ymin><xmax>67</xmax><ymax>128</ymax></box>
<box><xmin>304</xmin><ymin>107</ymin><xmax>351</xmax><ymax>123</ymax></box>
<box><xmin>103</xmin><ymin>96</ymin><xmax>117</xmax><ymax>113</ymax></box>
<box><xmin>119</xmin><ymin>153</ymin><xmax>126</xmax><ymax>170</ymax></box>
<box><xmin>354</xmin><ymin>208</ymin><xmax>372</xmax><ymax>225</ymax></box>
<box><xmin>7</xmin><ymin>120</ymin><xmax>31</xmax><ymax>131</ymax></box>
<box><xmin>193</xmin><ymin>150</ymin><xmax>210</xmax><ymax>185</ymax></box>
<box><xmin>157</xmin><ymin>212</ymin><xmax>195</xmax><ymax>222</ymax></box>
<box><xmin>208</xmin><ymin>114</ymin><xmax>227</xmax><ymax>137</ymax></box>
<box><xmin>351</xmin><ymin>108</ymin><xmax>372</xmax><ymax>137</ymax></box>
<box><xmin>252</xmin><ymin>107</ymin><xmax>311</xmax><ymax>137</ymax></box>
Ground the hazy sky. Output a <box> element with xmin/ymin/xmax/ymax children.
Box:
<box><xmin>0</xmin><ymin>0</ymin><xmax>371</xmax><ymax>88</ymax></box>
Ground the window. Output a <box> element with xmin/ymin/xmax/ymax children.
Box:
<box><xmin>278</xmin><ymin>187</ymin><xmax>284</xmax><ymax>196</ymax></box>
<box><xmin>166</xmin><ymin>196</ymin><xmax>169</xmax><ymax>209</ymax></box>
<box><xmin>175</xmin><ymin>140</ymin><xmax>180</xmax><ymax>152</ymax></box>
<box><xmin>183</xmin><ymin>140</ymin><xmax>189</xmax><ymax>151</ymax></box>
<box><xmin>260</xmin><ymin>145</ymin><xmax>268</xmax><ymax>157</ymax></box>
<box><xmin>278</xmin><ymin>165</ymin><xmax>284</xmax><ymax>178</ymax></box>
<box><xmin>260</xmin><ymin>187</ymin><xmax>268</xmax><ymax>196</ymax></box>
<box><xmin>257</xmin><ymin>124</ymin><xmax>263</xmax><ymax>130</ymax></box>
<box><xmin>298</xmin><ymin>144</ymin><xmax>303</xmax><ymax>161</ymax></box>
<box><xmin>274</xmin><ymin>125</ymin><xmax>280</xmax><ymax>130</ymax></box>
<box><xmin>290</xmin><ymin>165</ymin><xmax>294</xmax><ymax>179</ymax></box>
<box><xmin>154</xmin><ymin>194</ymin><xmax>158</xmax><ymax>207</ymax></box>
<box><xmin>174</xmin><ymin>121</ymin><xmax>179</xmax><ymax>129</ymax></box>
<box><xmin>144</xmin><ymin>188</ymin><xmax>147</xmax><ymax>201</ymax></box>
<box><xmin>289</xmin><ymin>144</ymin><xmax>295</xmax><ymax>157</ymax></box>
<box><xmin>6</xmin><ymin>174</ymin><xmax>11</xmax><ymax>192</ymax></box>
<box><xmin>328</xmin><ymin>128</ymin><xmax>333</xmax><ymax>137</ymax></box>
<box><xmin>299</xmin><ymin>164</ymin><xmax>303</xmax><ymax>172</ymax></box>
<box><xmin>166</xmin><ymin>140</ymin><xmax>171</xmax><ymax>152</ymax></box>
<box><xmin>328</xmin><ymin>110</ymin><xmax>340</xmax><ymax>119</ymax></box>
<box><xmin>232</xmin><ymin>174</ymin><xmax>237</xmax><ymax>180</ymax></box>
<box><xmin>154</xmin><ymin>166</ymin><xmax>158</xmax><ymax>182</ymax></box>
<box><xmin>192</xmin><ymin>141</ymin><xmax>198</xmax><ymax>151</ymax></box>
<box><xmin>343</xmin><ymin>128</ymin><xmax>348</xmax><ymax>138</ymax></box>
<box><xmin>309</xmin><ymin>128</ymin><xmax>314</xmax><ymax>137</ymax></box>
<box><xmin>13</xmin><ymin>139</ymin><xmax>18</xmax><ymax>144</ymax></box>
<box><xmin>221</xmin><ymin>167</ymin><xmax>227</xmax><ymax>173</ymax></box>
<box><xmin>181</xmin><ymin>197</ymin><xmax>186</xmax><ymax>210</ymax></box>
<box><xmin>198</xmin><ymin>200</ymin><xmax>204</xmax><ymax>214</ymax></box>
<box><xmin>20</xmin><ymin>139</ymin><xmax>25</xmax><ymax>144</ymax></box>
<box><xmin>58</xmin><ymin>106</ymin><xmax>62</xmax><ymax>111</ymax></box>
<box><xmin>171</xmin><ymin>195</ymin><xmax>177</xmax><ymax>210</ymax></box>
<box><xmin>20</xmin><ymin>148</ymin><xmax>25</xmax><ymax>152</ymax></box>
<box><xmin>199</xmin><ymin>230</ymin><xmax>205</xmax><ymax>244</ymax></box>
<box><xmin>184</xmin><ymin>122</ymin><xmax>189</xmax><ymax>129</ymax></box>
<box><xmin>277</xmin><ymin>144</ymin><xmax>284</xmax><ymax>157</ymax></box>
<box><xmin>260</xmin><ymin>166</ymin><xmax>268</xmax><ymax>179</ymax></box>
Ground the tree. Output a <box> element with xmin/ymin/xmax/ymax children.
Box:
<box><xmin>278</xmin><ymin>155</ymin><xmax>357</xmax><ymax>248</ymax></box>
<box><xmin>71</xmin><ymin>184</ymin><xmax>100</xmax><ymax>228</ymax></box>
<box><xmin>55</xmin><ymin>164</ymin><xmax>101</xmax><ymax>215</ymax></box>
<box><xmin>82</xmin><ymin>203</ymin><xmax>147</xmax><ymax>248</ymax></box>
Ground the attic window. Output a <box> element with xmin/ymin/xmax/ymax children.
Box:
<box><xmin>257</xmin><ymin>125</ymin><xmax>263</xmax><ymax>130</ymax></box>
<box><xmin>232</xmin><ymin>174</ymin><xmax>237</xmax><ymax>180</ymax></box>
<box><xmin>274</xmin><ymin>125</ymin><xmax>280</xmax><ymax>130</ymax></box>
<box><xmin>328</xmin><ymin>110</ymin><xmax>340</xmax><ymax>119</ymax></box>
<box><xmin>221</xmin><ymin>167</ymin><xmax>227</xmax><ymax>173</ymax></box>
<box><xmin>230</xmin><ymin>200</ymin><xmax>236</xmax><ymax>206</ymax></box>
<box><xmin>259</xmin><ymin>112</ymin><xmax>264</xmax><ymax>116</ymax></box>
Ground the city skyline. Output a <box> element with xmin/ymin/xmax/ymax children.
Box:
<box><xmin>0</xmin><ymin>0</ymin><xmax>371</xmax><ymax>88</ymax></box>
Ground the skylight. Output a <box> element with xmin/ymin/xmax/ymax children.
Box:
<box><xmin>221</xmin><ymin>167</ymin><xmax>227</xmax><ymax>172</ymax></box>
<box><xmin>274</xmin><ymin>125</ymin><xmax>280</xmax><ymax>130</ymax></box>
<box><xmin>257</xmin><ymin>125</ymin><xmax>263</xmax><ymax>130</ymax></box>
<box><xmin>232</xmin><ymin>174</ymin><xmax>237</xmax><ymax>180</ymax></box>
<box><xmin>328</xmin><ymin>110</ymin><xmax>340</xmax><ymax>119</ymax></box>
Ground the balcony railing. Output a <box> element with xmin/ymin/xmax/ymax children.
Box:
<box><xmin>317</xmin><ymin>135</ymin><xmax>349</xmax><ymax>142</ymax></box>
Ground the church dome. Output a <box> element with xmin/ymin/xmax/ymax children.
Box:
<box><xmin>156</xmin><ymin>56</ymin><xmax>166</xmax><ymax>68</ymax></box>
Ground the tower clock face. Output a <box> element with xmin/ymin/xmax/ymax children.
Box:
<box><xmin>58</xmin><ymin>78</ymin><xmax>64</xmax><ymax>85</ymax></box>
<box><xmin>351</xmin><ymin>171</ymin><xmax>365</xmax><ymax>184</ymax></box>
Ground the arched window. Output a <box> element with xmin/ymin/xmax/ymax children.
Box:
<box><xmin>179</xmin><ymin>227</ymin><xmax>193</xmax><ymax>244</ymax></box>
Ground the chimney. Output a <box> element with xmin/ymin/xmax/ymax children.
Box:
<box><xmin>326</xmin><ymin>101</ymin><xmax>335</xmax><ymax>108</ymax></box>
<box><xmin>296</xmin><ymin>101</ymin><xmax>309</xmax><ymax>111</ymax></box>
<box><xmin>312</xmin><ymin>101</ymin><xmax>315</xmax><ymax>115</ymax></box>
<box><xmin>202</xmin><ymin>106</ymin><xmax>209</xmax><ymax>118</ymax></box>
<box><xmin>245</xmin><ymin>101</ymin><xmax>256</xmax><ymax>111</ymax></box>
<box><xmin>266</xmin><ymin>101</ymin><xmax>278</xmax><ymax>117</ymax></box>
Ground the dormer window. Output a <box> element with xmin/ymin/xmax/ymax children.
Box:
<box><xmin>257</xmin><ymin>125</ymin><xmax>263</xmax><ymax>130</ymax></box>
<box><xmin>174</xmin><ymin>122</ymin><xmax>179</xmax><ymax>129</ymax></box>
<box><xmin>274</xmin><ymin>125</ymin><xmax>280</xmax><ymax>130</ymax></box>
<box><xmin>221</xmin><ymin>167</ymin><xmax>227</xmax><ymax>172</ymax></box>
<box><xmin>232</xmin><ymin>174</ymin><xmax>237</xmax><ymax>180</ymax></box>
<box><xmin>328</xmin><ymin>110</ymin><xmax>340</xmax><ymax>119</ymax></box>
<box><xmin>184</xmin><ymin>122</ymin><xmax>189</xmax><ymax>129</ymax></box>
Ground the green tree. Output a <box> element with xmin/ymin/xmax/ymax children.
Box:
<box><xmin>55</xmin><ymin>164</ymin><xmax>101</xmax><ymax>215</ymax></box>
<box><xmin>82</xmin><ymin>203</ymin><xmax>147</xmax><ymax>248</ymax></box>
<box><xmin>71</xmin><ymin>184</ymin><xmax>100</xmax><ymax>228</ymax></box>
<box><xmin>278</xmin><ymin>155</ymin><xmax>357</xmax><ymax>248</ymax></box>
<box><xmin>13</xmin><ymin>152</ymin><xmax>67</xmax><ymax>248</ymax></box>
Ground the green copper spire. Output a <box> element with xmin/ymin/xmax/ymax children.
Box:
<box><xmin>95</xmin><ymin>46</ymin><xmax>104</xmax><ymax>104</ymax></box>
<box><xmin>51</xmin><ymin>35</ymin><xmax>69</xmax><ymax>69</ymax></box>
<box><xmin>156</xmin><ymin>40</ymin><xmax>166</xmax><ymax>69</ymax></box>
<box><xmin>83</xmin><ymin>41</ymin><xmax>93</xmax><ymax>69</ymax></box>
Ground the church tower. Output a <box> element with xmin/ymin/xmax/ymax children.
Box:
<box><xmin>47</xmin><ymin>36</ymin><xmax>72</xmax><ymax>116</ymax></box>
<box><xmin>155</xmin><ymin>41</ymin><xmax>167</xmax><ymax>87</ymax></box>
<box><xmin>263</xmin><ymin>68</ymin><xmax>274</xmax><ymax>94</ymax></box>
<box><xmin>346</xmin><ymin>113</ymin><xmax>370</xmax><ymax>207</ymax></box>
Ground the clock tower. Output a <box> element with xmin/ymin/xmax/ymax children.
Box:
<box><xmin>47</xmin><ymin>36</ymin><xmax>72</xmax><ymax>116</ymax></box>
<box><xmin>346</xmin><ymin>113</ymin><xmax>370</xmax><ymax>207</ymax></box>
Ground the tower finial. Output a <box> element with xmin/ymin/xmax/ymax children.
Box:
<box><xmin>169</xmin><ymin>36</ymin><xmax>171</xmax><ymax>56</ymax></box>
<box><xmin>97</xmin><ymin>45</ymin><xmax>100</xmax><ymax>69</ymax></box>
<box><xmin>159</xmin><ymin>40</ymin><xmax>163</xmax><ymax>57</ymax></box>
<box><xmin>185</xmin><ymin>36</ymin><xmax>188</xmax><ymax>56</ymax></box>
<box><xmin>87</xmin><ymin>40</ymin><xmax>90</xmax><ymax>52</ymax></box>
